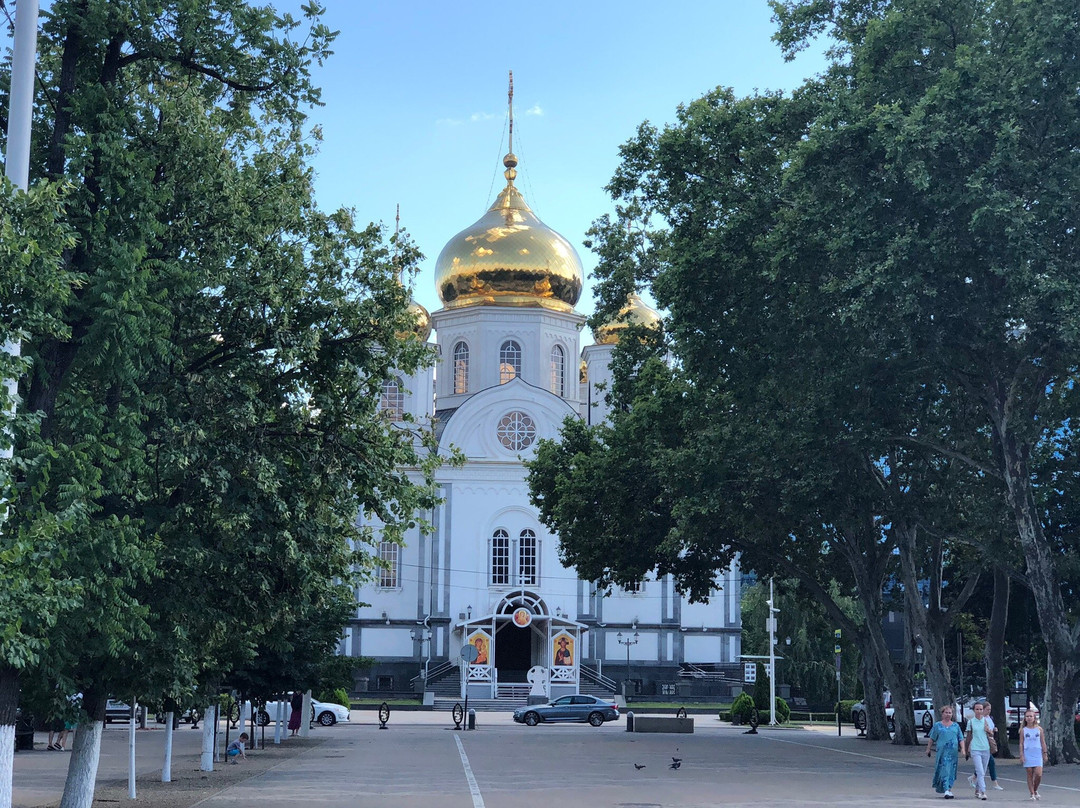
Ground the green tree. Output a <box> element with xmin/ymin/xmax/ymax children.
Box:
<box><xmin>1</xmin><ymin>1</ymin><xmax>440</xmax><ymax>802</ymax></box>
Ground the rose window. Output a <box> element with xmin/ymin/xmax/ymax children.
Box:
<box><xmin>496</xmin><ymin>411</ymin><xmax>536</xmax><ymax>451</ymax></box>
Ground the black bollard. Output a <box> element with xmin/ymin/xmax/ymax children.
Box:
<box><xmin>626</xmin><ymin>711</ymin><xmax>635</xmax><ymax>732</ymax></box>
<box><xmin>467</xmin><ymin>709</ymin><xmax>476</xmax><ymax>730</ymax></box>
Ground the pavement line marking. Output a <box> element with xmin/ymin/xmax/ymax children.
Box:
<box><xmin>454</xmin><ymin>734</ymin><xmax>486</xmax><ymax>808</ymax></box>
<box><xmin>762</xmin><ymin>733</ymin><xmax>1080</xmax><ymax>792</ymax></box>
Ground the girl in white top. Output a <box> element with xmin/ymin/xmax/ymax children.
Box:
<box><xmin>1020</xmin><ymin>708</ymin><xmax>1048</xmax><ymax>801</ymax></box>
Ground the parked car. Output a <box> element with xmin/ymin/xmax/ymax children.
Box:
<box><xmin>104</xmin><ymin>699</ymin><xmax>134</xmax><ymax>723</ymax></box>
<box><xmin>255</xmin><ymin>696</ymin><xmax>351</xmax><ymax>727</ymax></box>
<box><xmin>853</xmin><ymin>697</ymin><xmax>964</xmax><ymax>733</ymax></box>
<box><xmin>513</xmin><ymin>694</ymin><xmax>619</xmax><ymax>727</ymax></box>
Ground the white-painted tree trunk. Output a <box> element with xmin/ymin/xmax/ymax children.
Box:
<box><xmin>299</xmin><ymin>691</ymin><xmax>311</xmax><ymax>738</ymax></box>
<box><xmin>0</xmin><ymin>724</ymin><xmax>15</xmax><ymax>808</ymax></box>
<box><xmin>127</xmin><ymin>711</ymin><xmax>136</xmax><ymax>799</ymax></box>
<box><xmin>161</xmin><ymin>712</ymin><xmax>173</xmax><ymax>782</ymax></box>
<box><xmin>58</xmin><ymin>720</ymin><xmax>103</xmax><ymax>808</ymax></box>
<box><xmin>273</xmin><ymin>700</ymin><xmax>283</xmax><ymax>745</ymax></box>
<box><xmin>199</xmin><ymin>706</ymin><xmax>215</xmax><ymax>771</ymax></box>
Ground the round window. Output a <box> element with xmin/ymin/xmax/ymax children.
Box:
<box><xmin>496</xmin><ymin>411</ymin><xmax>537</xmax><ymax>451</ymax></box>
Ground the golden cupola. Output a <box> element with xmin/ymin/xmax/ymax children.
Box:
<box><xmin>434</xmin><ymin>74</ymin><xmax>583</xmax><ymax>312</ymax></box>
<box><xmin>592</xmin><ymin>292</ymin><xmax>661</xmax><ymax>345</ymax></box>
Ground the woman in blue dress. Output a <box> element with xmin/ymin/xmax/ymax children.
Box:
<box><xmin>926</xmin><ymin>704</ymin><xmax>966</xmax><ymax>799</ymax></box>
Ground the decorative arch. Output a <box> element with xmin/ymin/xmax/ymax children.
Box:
<box><xmin>496</xmin><ymin>591</ymin><xmax>549</xmax><ymax>617</ymax></box>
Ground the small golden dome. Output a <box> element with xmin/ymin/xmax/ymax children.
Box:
<box><xmin>592</xmin><ymin>293</ymin><xmax>661</xmax><ymax>345</ymax></box>
<box><xmin>434</xmin><ymin>158</ymin><xmax>584</xmax><ymax>311</ymax></box>
<box><xmin>401</xmin><ymin>298</ymin><xmax>432</xmax><ymax>342</ymax></box>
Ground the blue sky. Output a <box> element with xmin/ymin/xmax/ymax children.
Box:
<box><xmin>275</xmin><ymin>1</ymin><xmax>829</xmax><ymax>319</ymax></box>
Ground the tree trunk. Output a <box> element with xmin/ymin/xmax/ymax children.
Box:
<box><xmin>996</xmin><ymin>424</ymin><xmax>1080</xmax><ymax>764</ymax></box>
<box><xmin>199</xmin><ymin>705</ymin><xmax>215</xmax><ymax>771</ymax></box>
<box><xmin>1042</xmin><ymin>652</ymin><xmax>1080</xmax><ymax>766</ymax></box>
<box><xmin>985</xmin><ymin>566</ymin><xmax>1012</xmax><ymax>759</ymax></box>
<box><xmin>856</xmin><ymin>651</ymin><xmax>891</xmax><ymax>740</ymax></box>
<box><xmin>0</xmin><ymin>665</ymin><xmax>18</xmax><ymax>808</ymax></box>
<box><xmin>162</xmin><ymin>712</ymin><xmax>174</xmax><ymax>782</ymax></box>
<box><xmin>58</xmin><ymin>690</ymin><xmax>105</xmax><ymax>808</ymax></box>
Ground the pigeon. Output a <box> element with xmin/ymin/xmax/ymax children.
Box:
<box><xmin>634</xmin><ymin>764</ymin><xmax>646</xmax><ymax>770</ymax></box>
<box><xmin>669</xmin><ymin>760</ymin><xmax>682</xmax><ymax>770</ymax></box>
<box><xmin>672</xmin><ymin>757</ymin><xmax>683</xmax><ymax>764</ymax></box>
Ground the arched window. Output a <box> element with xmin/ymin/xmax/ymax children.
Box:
<box><xmin>380</xmin><ymin>377</ymin><xmax>404</xmax><ymax>419</ymax></box>
<box><xmin>490</xmin><ymin>529</ymin><xmax>510</xmax><ymax>585</ymax></box>
<box><xmin>453</xmin><ymin>341</ymin><xmax>469</xmax><ymax>394</ymax></box>
<box><xmin>518</xmin><ymin>529</ymin><xmax>538</xmax><ymax>586</ymax></box>
<box><xmin>549</xmin><ymin>344</ymin><xmax>566</xmax><ymax>396</ymax></box>
<box><xmin>499</xmin><ymin>340</ymin><xmax>521</xmax><ymax>384</ymax></box>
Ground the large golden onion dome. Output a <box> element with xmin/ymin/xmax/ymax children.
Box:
<box><xmin>592</xmin><ymin>292</ymin><xmax>661</xmax><ymax>345</ymax></box>
<box><xmin>434</xmin><ymin>152</ymin><xmax>584</xmax><ymax>311</ymax></box>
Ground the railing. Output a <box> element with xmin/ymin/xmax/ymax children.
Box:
<box><xmin>496</xmin><ymin>683</ymin><xmax>531</xmax><ymax>700</ymax></box>
<box><xmin>678</xmin><ymin>663</ymin><xmax>741</xmax><ymax>684</ymax></box>
<box><xmin>580</xmin><ymin>664</ymin><xmax>617</xmax><ymax>691</ymax></box>
<box><xmin>411</xmin><ymin>659</ymin><xmax>455</xmax><ymax>686</ymax></box>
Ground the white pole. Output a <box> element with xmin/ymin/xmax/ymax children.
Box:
<box><xmin>1</xmin><ymin>0</ymin><xmax>38</xmax><ymax>472</ymax></box>
<box><xmin>767</xmin><ymin>579</ymin><xmax>778</xmax><ymax>726</ymax></box>
<box><xmin>273</xmin><ymin>699</ymin><xmax>283</xmax><ymax>745</ymax></box>
<box><xmin>128</xmin><ymin>705</ymin><xmax>136</xmax><ymax>799</ymax></box>
<box><xmin>161</xmin><ymin>712</ymin><xmax>173</xmax><ymax>782</ymax></box>
<box><xmin>299</xmin><ymin>691</ymin><xmax>311</xmax><ymax>738</ymax></box>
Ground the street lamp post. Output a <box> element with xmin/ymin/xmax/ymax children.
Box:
<box><xmin>616</xmin><ymin>631</ymin><xmax>639</xmax><ymax>699</ymax></box>
<box><xmin>766</xmin><ymin>580</ymin><xmax>780</xmax><ymax>726</ymax></box>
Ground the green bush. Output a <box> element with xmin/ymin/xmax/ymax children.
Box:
<box><xmin>317</xmin><ymin>688</ymin><xmax>352</xmax><ymax>708</ymax></box>
<box><xmin>836</xmin><ymin>699</ymin><xmax>858</xmax><ymax>723</ymax></box>
<box><xmin>753</xmin><ymin>663</ymin><xmax>771</xmax><ymax>710</ymax></box>
<box><xmin>774</xmin><ymin>697</ymin><xmax>790</xmax><ymax>723</ymax></box>
<box><xmin>731</xmin><ymin>693</ymin><xmax>757</xmax><ymax>724</ymax></box>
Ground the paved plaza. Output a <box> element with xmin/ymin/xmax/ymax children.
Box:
<box><xmin>13</xmin><ymin>713</ymin><xmax>1080</xmax><ymax>807</ymax></box>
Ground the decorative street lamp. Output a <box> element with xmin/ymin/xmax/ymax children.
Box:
<box><xmin>616</xmin><ymin>631</ymin><xmax>640</xmax><ymax>697</ymax></box>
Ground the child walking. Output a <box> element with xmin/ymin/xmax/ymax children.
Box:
<box><xmin>1020</xmin><ymin>709</ymin><xmax>1048</xmax><ymax>801</ymax></box>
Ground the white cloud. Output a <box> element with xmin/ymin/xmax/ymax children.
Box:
<box><xmin>524</xmin><ymin>104</ymin><xmax>544</xmax><ymax>116</ymax></box>
<box><xmin>470</xmin><ymin>111</ymin><xmax>498</xmax><ymax>122</ymax></box>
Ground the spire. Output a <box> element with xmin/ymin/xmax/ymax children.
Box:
<box><xmin>503</xmin><ymin>70</ymin><xmax>517</xmax><ymax>183</ymax></box>
<box><xmin>393</xmin><ymin>203</ymin><xmax>403</xmax><ymax>283</ymax></box>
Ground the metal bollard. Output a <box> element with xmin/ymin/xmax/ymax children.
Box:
<box><xmin>626</xmin><ymin>711</ymin><xmax>635</xmax><ymax>732</ymax></box>
<box><xmin>467</xmin><ymin>709</ymin><xmax>476</xmax><ymax>730</ymax></box>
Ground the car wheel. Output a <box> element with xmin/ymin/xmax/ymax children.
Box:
<box><xmin>588</xmin><ymin>712</ymin><xmax>605</xmax><ymax>727</ymax></box>
<box><xmin>854</xmin><ymin>710</ymin><xmax>866</xmax><ymax>731</ymax></box>
<box><xmin>922</xmin><ymin>712</ymin><xmax>933</xmax><ymax>731</ymax></box>
<box><xmin>523</xmin><ymin>712</ymin><xmax>540</xmax><ymax>726</ymax></box>
<box><xmin>257</xmin><ymin>710</ymin><xmax>271</xmax><ymax>727</ymax></box>
<box><xmin>317</xmin><ymin>711</ymin><xmax>336</xmax><ymax>727</ymax></box>
<box><xmin>887</xmin><ymin>717</ymin><xmax>895</xmax><ymax>733</ymax></box>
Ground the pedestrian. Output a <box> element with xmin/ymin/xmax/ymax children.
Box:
<box><xmin>1020</xmin><ymin>708</ymin><xmax>1047</xmax><ymax>801</ymax></box>
<box><xmin>964</xmin><ymin>701</ymin><xmax>996</xmax><ymax>800</ymax></box>
<box><xmin>46</xmin><ymin>716</ymin><xmax>65</xmax><ymax>751</ymax></box>
<box><xmin>226</xmin><ymin>732</ymin><xmax>248</xmax><ymax>764</ymax></box>
<box><xmin>967</xmin><ymin>701</ymin><xmax>1004</xmax><ymax>792</ymax></box>
<box><xmin>927</xmin><ymin>704</ymin><xmax>966</xmax><ymax>799</ymax></box>
<box><xmin>287</xmin><ymin>691</ymin><xmax>303</xmax><ymax>737</ymax></box>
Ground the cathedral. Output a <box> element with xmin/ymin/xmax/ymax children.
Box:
<box><xmin>345</xmin><ymin>101</ymin><xmax>741</xmax><ymax>704</ymax></box>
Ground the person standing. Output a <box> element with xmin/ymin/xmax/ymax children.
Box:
<box><xmin>965</xmin><ymin>702</ymin><xmax>994</xmax><ymax>800</ymax></box>
<box><xmin>1020</xmin><ymin>708</ymin><xmax>1048</xmax><ymax>801</ymax></box>
<box><xmin>287</xmin><ymin>691</ymin><xmax>303</xmax><ymax>737</ymax></box>
<box><xmin>927</xmin><ymin>704</ymin><xmax>966</xmax><ymax>799</ymax></box>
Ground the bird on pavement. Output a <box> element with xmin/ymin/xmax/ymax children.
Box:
<box><xmin>634</xmin><ymin>764</ymin><xmax>646</xmax><ymax>770</ymax></box>
<box><xmin>669</xmin><ymin>760</ymin><xmax>682</xmax><ymax>770</ymax></box>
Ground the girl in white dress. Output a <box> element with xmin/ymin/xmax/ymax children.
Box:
<box><xmin>1020</xmin><ymin>708</ymin><xmax>1048</xmax><ymax>800</ymax></box>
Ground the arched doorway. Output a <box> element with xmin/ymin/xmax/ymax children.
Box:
<box><xmin>494</xmin><ymin>622</ymin><xmax>532</xmax><ymax>682</ymax></box>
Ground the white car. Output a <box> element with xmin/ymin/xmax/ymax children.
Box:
<box><xmin>853</xmin><ymin>697</ymin><xmax>964</xmax><ymax>733</ymax></box>
<box><xmin>252</xmin><ymin>696</ymin><xmax>351</xmax><ymax>727</ymax></box>
<box><xmin>962</xmin><ymin>697</ymin><xmax>1038</xmax><ymax>737</ymax></box>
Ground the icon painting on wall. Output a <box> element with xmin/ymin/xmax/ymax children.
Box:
<box><xmin>553</xmin><ymin>632</ymin><xmax>574</xmax><ymax>666</ymax></box>
<box><xmin>468</xmin><ymin>630</ymin><xmax>490</xmax><ymax>665</ymax></box>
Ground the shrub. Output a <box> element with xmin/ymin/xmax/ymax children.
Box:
<box><xmin>774</xmin><ymin>697</ymin><xmax>790</xmax><ymax>724</ymax></box>
<box><xmin>837</xmin><ymin>699</ymin><xmax>858</xmax><ymax>723</ymax></box>
<box><xmin>753</xmin><ymin>663</ymin><xmax>771</xmax><ymax>710</ymax></box>
<box><xmin>318</xmin><ymin>688</ymin><xmax>352</xmax><ymax>708</ymax></box>
<box><xmin>731</xmin><ymin>693</ymin><xmax>757</xmax><ymax>724</ymax></box>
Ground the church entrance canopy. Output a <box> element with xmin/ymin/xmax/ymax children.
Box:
<box><xmin>457</xmin><ymin>592</ymin><xmax>586</xmax><ymax>699</ymax></box>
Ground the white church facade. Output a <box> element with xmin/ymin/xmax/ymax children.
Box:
<box><xmin>343</xmin><ymin>132</ymin><xmax>741</xmax><ymax>704</ymax></box>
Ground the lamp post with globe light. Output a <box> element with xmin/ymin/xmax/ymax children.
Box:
<box><xmin>616</xmin><ymin>631</ymin><xmax>639</xmax><ymax>699</ymax></box>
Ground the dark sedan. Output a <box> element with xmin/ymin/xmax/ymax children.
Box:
<box><xmin>513</xmin><ymin>695</ymin><xmax>619</xmax><ymax>727</ymax></box>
